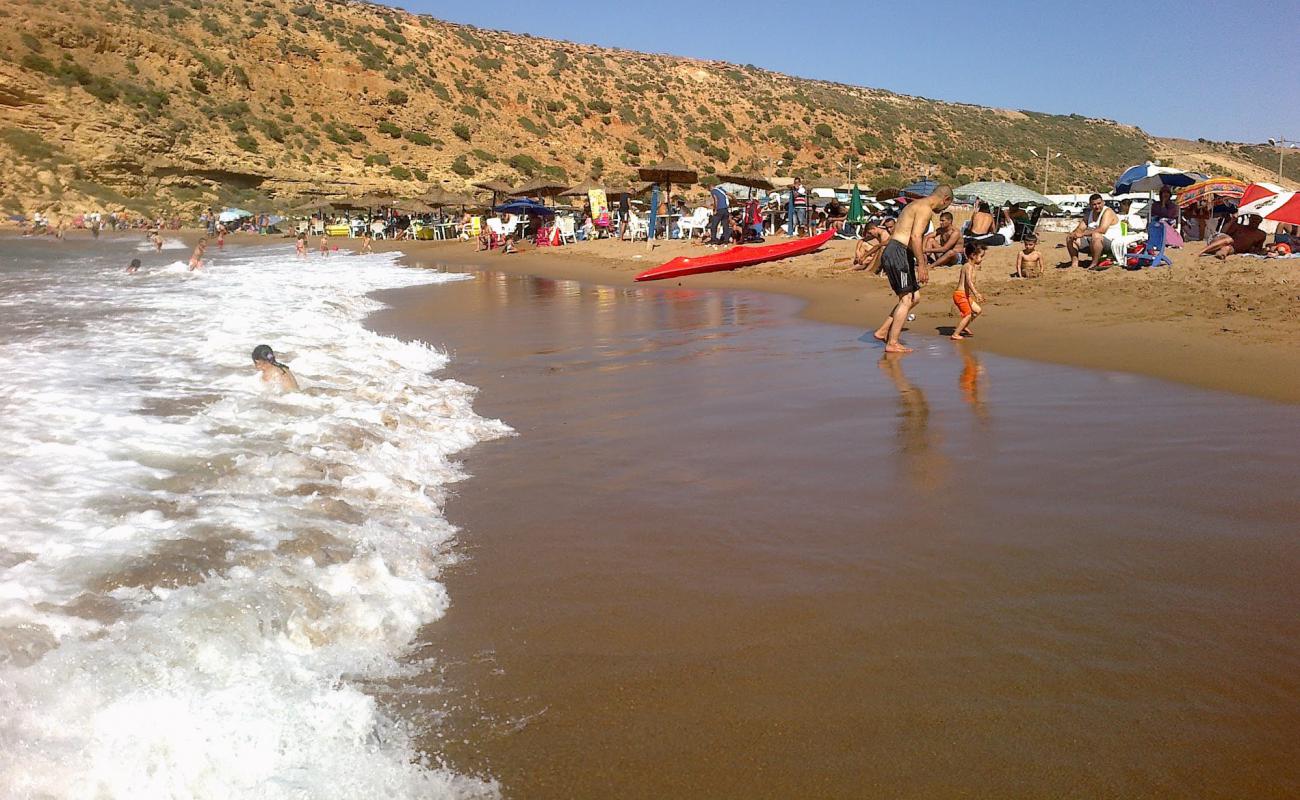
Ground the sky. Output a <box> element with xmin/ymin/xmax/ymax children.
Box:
<box><xmin>399</xmin><ymin>0</ymin><xmax>1300</xmax><ymax>146</ymax></box>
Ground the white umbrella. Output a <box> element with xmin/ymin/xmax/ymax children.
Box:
<box><xmin>218</xmin><ymin>208</ymin><xmax>252</xmax><ymax>223</ymax></box>
<box><xmin>1113</xmin><ymin>163</ymin><xmax>1205</xmax><ymax>194</ymax></box>
<box><xmin>955</xmin><ymin>181</ymin><xmax>1053</xmax><ymax>207</ymax></box>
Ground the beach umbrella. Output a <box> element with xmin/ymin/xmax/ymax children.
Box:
<box><xmin>473</xmin><ymin>179</ymin><xmax>515</xmax><ymax>208</ymax></box>
<box><xmin>874</xmin><ymin>187</ymin><xmax>901</xmax><ymax>201</ymax></box>
<box><xmin>493</xmin><ymin>198</ymin><xmax>556</xmax><ymax>217</ymax></box>
<box><xmin>509</xmin><ymin>178</ymin><xmax>571</xmax><ymax>203</ymax></box>
<box><xmin>1113</xmin><ymin>162</ymin><xmax>1205</xmax><ymax>194</ymax></box>
<box><xmin>847</xmin><ymin>185</ymin><xmax>865</xmax><ymax>223</ymax></box>
<box><xmin>955</xmin><ymin>181</ymin><xmax>1053</xmax><ymax>207</ymax></box>
<box><xmin>217</xmin><ymin>207</ymin><xmax>252</xmax><ymax>223</ymax></box>
<box><xmin>901</xmin><ymin>179</ymin><xmax>938</xmax><ymax>197</ymax></box>
<box><xmin>392</xmin><ymin>200</ymin><xmax>435</xmax><ymax>215</ymax></box>
<box><xmin>638</xmin><ymin>159</ymin><xmax>698</xmax><ymax>239</ymax></box>
<box><xmin>1239</xmin><ymin>182</ymin><xmax>1284</xmax><ymax>209</ymax></box>
<box><xmin>1239</xmin><ymin>191</ymin><xmax>1300</xmax><ymax>227</ymax></box>
<box><xmin>1175</xmin><ymin>178</ymin><xmax>1248</xmax><ymax>208</ymax></box>
<box><xmin>559</xmin><ymin>180</ymin><xmax>605</xmax><ymax>198</ymax></box>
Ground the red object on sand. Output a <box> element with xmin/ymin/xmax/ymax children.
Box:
<box><xmin>634</xmin><ymin>229</ymin><xmax>836</xmax><ymax>282</ymax></box>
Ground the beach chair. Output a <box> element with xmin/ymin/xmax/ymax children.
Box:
<box><xmin>484</xmin><ymin>217</ymin><xmax>507</xmax><ymax>249</ymax></box>
<box><xmin>556</xmin><ymin>216</ymin><xmax>577</xmax><ymax>244</ymax></box>
<box><xmin>623</xmin><ymin>212</ymin><xmax>649</xmax><ymax>241</ymax></box>
<box><xmin>1130</xmin><ymin>217</ymin><xmax>1172</xmax><ymax>268</ymax></box>
<box><xmin>1012</xmin><ymin>207</ymin><xmax>1044</xmax><ymax>242</ymax></box>
<box><xmin>677</xmin><ymin>207</ymin><xmax>710</xmax><ymax>239</ymax></box>
<box><xmin>310</xmin><ymin>219</ymin><xmax>325</xmax><ymax>236</ymax></box>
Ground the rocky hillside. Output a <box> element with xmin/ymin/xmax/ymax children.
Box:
<box><xmin>0</xmin><ymin>0</ymin><xmax>1176</xmax><ymax>213</ymax></box>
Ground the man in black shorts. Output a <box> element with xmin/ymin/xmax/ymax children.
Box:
<box><xmin>872</xmin><ymin>185</ymin><xmax>953</xmax><ymax>353</ymax></box>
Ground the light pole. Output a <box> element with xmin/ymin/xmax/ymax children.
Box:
<box><xmin>839</xmin><ymin>159</ymin><xmax>863</xmax><ymax>186</ymax></box>
<box><xmin>1268</xmin><ymin>137</ymin><xmax>1294</xmax><ymax>181</ymax></box>
<box><xmin>1030</xmin><ymin>149</ymin><xmax>1062</xmax><ymax>195</ymax></box>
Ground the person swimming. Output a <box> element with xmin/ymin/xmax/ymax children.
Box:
<box><xmin>126</xmin><ymin>258</ymin><xmax>141</xmax><ymax>274</ymax></box>
<box><xmin>251</xmin><ymin>344</ymin><xmax>300</xmax><ymax>392</ymax></box>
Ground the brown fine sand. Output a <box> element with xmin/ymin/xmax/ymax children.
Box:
<box><xmin>365</xmin><ymin>231</ymin><xmax>1300</xmax><ymax>405</ymax></box>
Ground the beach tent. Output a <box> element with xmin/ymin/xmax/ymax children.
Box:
<box><xmin>1113</xmin><ymin>163</ymin><xmax>1205</xmax><ymax>194</ymax></box>
<box><xmin>955</xmin><ymin>181</ymin><xmax>1053</xmax><ymax>207</ymax></box>
<box><xmin>1175</xmin><ymin>178</ymin><xmax>1248</xmax><ymax>207</ymax></box>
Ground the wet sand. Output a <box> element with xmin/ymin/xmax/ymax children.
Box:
<box><xmin>366</xmin><ymin>233</ymin><xmax>1300</xmax><ymax>405</ymax></box>
<box><xmin>367</xmin><ymin>262</ymin><xmax>1300</xmax><ymax>798</ymax></box>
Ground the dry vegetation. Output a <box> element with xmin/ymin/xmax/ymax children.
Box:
<box><xmin>2</xmin><ymin>0</ymin><xmax>1270</xmax><ymax>213</ymax></box>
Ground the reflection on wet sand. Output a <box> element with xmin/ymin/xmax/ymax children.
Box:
<box><xmin>878</xmin><ymin>353</ymin><xmax>947</xmax><ymax>491</ymax></box>
<box><xmin>959</xmin><ymin>348</ymin><xmax>990</xmax><ymax>424</ymax></box>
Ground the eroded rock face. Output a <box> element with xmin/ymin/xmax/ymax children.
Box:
<box><xmin>0</xmin><ymin>0</ymin><xmax>1166</xmax><ymax>215</ymax></box>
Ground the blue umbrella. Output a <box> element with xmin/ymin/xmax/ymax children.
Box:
<box><xmin>1113</xmin><ymin>163</ymin><xmax>1205</xmax><ymax>194</ymax></box>
<box><xmin>493</xmin><ymin>199</ymin><xmax>555</xmax><ymax>216</ymax></box>
<box><xmin>901</xmin><ymin>179</ymin><xmax>939</xmax><ymax>197</ymax></box>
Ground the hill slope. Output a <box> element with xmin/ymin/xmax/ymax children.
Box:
<box><xmin>0</xmin><ymin>0</ymin><xmax>1270</xmax><ymax>214</ymax></box>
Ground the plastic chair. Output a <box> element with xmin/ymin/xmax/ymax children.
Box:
<box><xmin>556</xmin><ymin>216</ymin><xmax>577</xmax><ymax>244</ymax></box>
<box><xmin>1131</xmin><ymin>217</ymin><xmax>1172</xmax><ymax>267</ymax></box>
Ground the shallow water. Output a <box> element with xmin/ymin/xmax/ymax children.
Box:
<box><xmin>371</xmin><ymin>266</ymin><xmax>1300</xmax><ymax>799</ymax></box>
<box><xmin>0</xmin><ymin>238</ymin><xmax>508</xmax><ymax>798</ymax></box>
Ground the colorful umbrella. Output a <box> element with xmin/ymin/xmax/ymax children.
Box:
<box><xmin>1113</xmin><ymin>163</ymin><xmax>1205</xmax><ymax>194</ymax></box>
<box><xmin>1239</xmin><ymin>182</ymin><xmax>1284</xmax><ymax>209</ymax></box>
<box><xmin>1175</xmin><ymin>178</ymin><xmax>1248</xmax><ymax>208</ymax></box>
<box><xmin>1239</xmin><ymin>191</ymin><xmax>1300</xmax><ymax>227</ymax></box>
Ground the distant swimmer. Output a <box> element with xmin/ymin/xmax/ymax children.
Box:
<box><xmin>188</xmin><ymin>237</ymin><xmax>207</xmax><ymax>271</ymax></box>
<box><xmin>873</xmin><ymin>185</ymin><xmax>953</xmax><ymax>353</ymax></box>
<box><xmin>296</xmin><ymin>234</ymin><xmax>307</xmax><ymax>259</ymax></box>
<box><xmin>216</xmin><ymin>224</ymin><xmax>227</xmax><ymax>249</ymax></box>
<box><xmin>126</xmin><ymin>258</ymin><xmax>142</xmax><ymax>274</ymax></box>
<box><xmin>360</xmin><ymin>233</ymin><xmax>373</xmax><ymax>254</ymax></box>
<box><xmin>319</xmin><ymin>235</ymin><xmax>330</xmax><ymax>257</ymax></box>
<box><xmin>151</xmin><ymin>231</ymin><xmax>164</xmax><ymax>251</ymax></box>
<box><xmin>252</xmin><ymin>344</ymin><xmax>300</xmax><ymax>392</ymax></box>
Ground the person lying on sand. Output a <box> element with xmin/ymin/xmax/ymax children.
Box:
<box><xmin>188</xmin><ymin>238</ymin><xmax>207</xmax><ymax>271</ymax></box>
<box><xmin>1199</xmin><ymin>214</ymin><xmax>1266</xmax><ymax>260</ymax></box>
<box><xmin>873</xmin><ymin>185</ymin><xmax>953</xmax><ymax>353</ymax></box>
<box><xmin>252</xmin><ymin>344</ymin><xmax>300</xmax><ymax>392</ymax></box>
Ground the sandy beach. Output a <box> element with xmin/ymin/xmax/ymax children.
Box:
<box><xmin>353</xmin><ymin>230</ymin><xmax>1300</xmax><ymax>404</ymax></box>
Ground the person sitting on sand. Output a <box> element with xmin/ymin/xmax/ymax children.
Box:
<box><xmin>1199</xmin><ymin>214</ymin><xmax>1266</xmax><ymax>260</ymax></box>
<box><xmin>126</xmin><ymin>258</ymin><xmax>142</xmax><ymax>274</ymax></box>
<box><xmin>852</xmin><ymin>222</ymin><xmax>889</xmax><ymax>271</ymax></box>
<box><xmin>252</xmin><ymin>344</ymin><xmax>300</xmax><ymax>392</ymax></box>
<box><xmin>188</xmin><ymin>238</ymin><xmax>207</xmax><ymax>271</ymax></box>
<box><xmin>1014</xmin><ymin>234</ymin><xmax>1043</xmax><ymax>278</ymax></box>
<box><xmin>924</xmin><ymin>211</ymin><xmax>963</xmax><ymax>268</ymax></box>
<box><xmin>951</xmin><ymin>242</ymin><xmax>986</xmax><ymax>340</ymax></box>
<box><xmin>872</xmin><ymin>185</ymin><xmax>954</xmax><ymax>353</ymax></box>
<box><xmin>1066</xmin><ymin>194</ymin><xmax>1119</xmax><ymax>269</ymax></box>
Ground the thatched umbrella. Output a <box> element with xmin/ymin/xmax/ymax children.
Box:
<box><xmin>638</xmin><ymin>159</ymin><xmax>698</xmax><ymax>238</ymax></box>
<box><xmin>509</xmin><ymin>178</ymin><xmax>572</xmax><ymax>205</ymax></box>
<box><xmin>559</xmin><ymin>180</ymin><xmax>605</xmax><ymax>198</ymax></box>
<box><xmin>716</xmin><ymin>173</ymin><xmax>776</xmax><ymax>191</ymax></box>
<box><xmin>472</xmin><ymin>179</ymin><xmax>515</xmax><ymax>208</ymax></box>
<box><xmin>392</xmin><ymin>200</ymin><xmax>435</xmax><ymax>215</ymax></box>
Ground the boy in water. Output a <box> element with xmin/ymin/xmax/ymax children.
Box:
<box><xmin>126</xmin><ymin>258</ymin><xmax>141</xmax><ymax>274</ymax></box>
<box><xmin>360</xmin><ymin>233</ymin><xmax>373</xmax><ymax>254</ymax></box>
<box><xmin>319</xmin><ymin>235</ymin><xmax>330</xmax><ymax>257</ymax></box>
<box><xmin>251</xmin><ymin>344</ymin><xmax>300</xmax><ymax>392</ymax></box>
<box><xmin>188</xmin><ymin>238</ymin><xmax>207</xmax><ymax>271</ymax></box>
<box><xmin>216</xmin><ymin>224</ymin><xmax>226</xmax><ymax>249</ymax></box>
<box><xmin>295</xmin><ymin>234</ymin><xmax>307</xmax><ymax>259</ymax></box>
<box><xmin>951</xmin><ymin>242</ymin><xmax>986</xmax><ymax>340</ymax></box>
<box><xmin>151</xmin><ymin>231</ymin><xmax>163</xmax><ymax>251</ymax></box>
<box><xmin>1014</xmin><ymin>234</ymin><xmax>1043</xmax><ymax>278</ymax></box>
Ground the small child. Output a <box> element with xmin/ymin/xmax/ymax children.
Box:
<box><xmin>360</xmin><ymin>233</ymin><xmax>373</xmax><ymax>254</ymax></box>
<box><xmin>951</xmin><ymin>242</ymin><xmax>986</xmax><ymax>340</ymax></box>
<box><xmin>216</xmin><ymin>224</ymin><xmax>226</xmax><ymax>249</ymax></box>
<box><xmin>295</xmin><ymin>234</ymin><xmax>307</xmax><ymax>258</ymax></box>
<box><xmin>126</xmin><ymin>258</ymin><xmax>141</xmax><ymax>274</ymax></box>
<box><xmin>319</xmin><ymin>235</ymin><xmax>329</xmax><ymax>257</ymax></box>
<box><xmin>1014</xmin><ymin>234</ymin><xmax>1043</xmax><ymax>278</ymax></box>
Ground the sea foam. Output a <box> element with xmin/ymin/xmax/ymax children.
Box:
<box><xmin>0</xmin><ymin>243</ymin><xmax>508</xmax><ymax>798</ymax></box>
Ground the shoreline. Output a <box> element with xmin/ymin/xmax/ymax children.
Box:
<box><xmin>365</xmin><ymin>233</ymin><xmax>1300</xmax><ymax>405</ymax></box>
<box><xmin>8</xmin><ymin>228</ymin><xmax>1296</xmax><ymax>404</ymax></box>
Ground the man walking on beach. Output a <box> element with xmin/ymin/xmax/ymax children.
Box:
<box><xmin>873</xmin><ymin>185</ymin><xmax>953</xmax><ymax>353</ymax></box>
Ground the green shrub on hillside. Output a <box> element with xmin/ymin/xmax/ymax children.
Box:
<box><xmin>364</xmin><ymin>153</ymin><xmax>390</xmax><ymax>166</ymax></box>
<box><xmin>387</xmin><ymin>89</ymin><xmax>408</xmax><ymax>105</ymax></box>
<box><xmin>451</xmin><ymin>155</ymin><xmax>473</xmax><ymax>177</ymax></box>
<box><xmin>389</xmin><ymin>165</ymin><xmax>412</xmax><ymax>180</ymax></box>
<box><xmin>451</xmin><ymin>123</ymin><xmax>471</xmax><ymax>142</ymax></box>
<box><xmin>377</xmin><ymin>120</ymin><xmax>402</xmax><ymax>138</ymax></box>
<box><xmin>403</xmin><ymin>130</ymin><xmax>432</xmax><ymax>146</ymax></box>
<box><xmin>236</xmin><ymin>134</ymin><xmax>258</xmax><ymax>152</ymax></box>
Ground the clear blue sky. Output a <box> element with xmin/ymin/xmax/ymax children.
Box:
<box><xmin>397</xmin><ymin>0</ymin><xmax>1299</xmax><ymax>145</ymax></box>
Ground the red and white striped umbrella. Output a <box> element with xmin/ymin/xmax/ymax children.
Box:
<box><xmin>1238</xmin><ymin>182</ymin><xmax>1285</xmax><ymax>209</ymax></box>
<box><xmin>1239</xmin><ymin>191</ymin><xmax>1300</xmax><ymax>227</ymax></box>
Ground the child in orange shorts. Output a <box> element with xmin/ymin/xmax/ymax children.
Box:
<box><xmin>951</xmin><ymin>242</ymin><xmax>985</xmax><ymax>340</ymax></box>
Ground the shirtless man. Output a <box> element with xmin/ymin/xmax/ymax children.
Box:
<box><xmin>1066</xmin><ymin>194</ymin><xmax>1119</xmax><ymax>268</ymax></box>
<box><xmin>851</xmin><ymin>221</ymin><xmax>889</xmax><ymax>271</ymax></box>
<box><xmin>873</xmin><ymin>185</ymin><xmax>954</xmax><ymax>353</ymax></box>
<box><xmin>188</xmin><ymin>237</ymin><xmax>207</xmax><ymax>271</ymax></box>
<box><xmin>151</xmin><ymin>231</ymin><xmax>163</xmax><ymax>251</ymax></box>
<box><xmin>1199</xmin><ymin>214</ymin><xmax>1266</xmax><ymax>260</ymax></box>
<box><xmin>924</xmin><ymin>211</ymin><xmax>963</xmax><ymax>268</ymax></box>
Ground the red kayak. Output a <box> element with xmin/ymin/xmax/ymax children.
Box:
<box><xmin>633</xmin><ymin>229</ymin><xmax>836</xmax><ymax>282</ymax></box>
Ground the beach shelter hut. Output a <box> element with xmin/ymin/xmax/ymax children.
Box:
<box><xmin>559</xmin><ymin>180</ymin><xmax>605</xmax><ymax>198</ymax></box>
<box><xmin>473</xmin><ymin>180</ymin><xmax>515</xmax><ymax>208</ymax></box>
<box><xmin>638</xmin><ymin>159</ymin><xmax>698</xmax><ymax>239</ymax></box>
<box><xmin>1175</xmin><ymin>178</ymin><xmax>1248</xmax><ymax>208</ymax></box>
<box><xmin>955</xmin><ymin>181</ymin><xmax>1053</xmax><ymax>207</ymax></box>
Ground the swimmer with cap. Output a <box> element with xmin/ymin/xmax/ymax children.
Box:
<box><xmin>252</xmin><ymin>344</ymin><xmax>300</xmax><ymax>392</ymax></box>
<box><xmin>126</xmin><ymin>258</ymin><xmax>141</xmax><ymax>274</ymax></box>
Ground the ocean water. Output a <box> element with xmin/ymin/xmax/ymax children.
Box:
<box><xmin>0</xmin><ymin>238</ymin><xmax>509</xmax><ymax>798</ymax></box>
